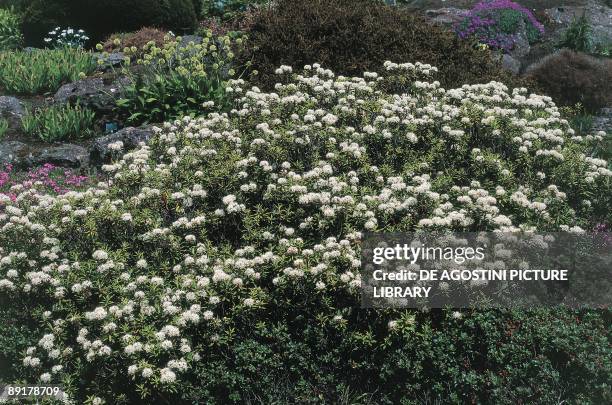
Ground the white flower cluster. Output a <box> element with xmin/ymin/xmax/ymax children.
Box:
<box><xmin>0</xmin><ymin>61</ymin><xmax>609</xmax><ymax>399</ymax></box>
<box><xmin>44</xmin><ymin>27</ymin><xmax>89</xmax><ymax>48</ymax></box>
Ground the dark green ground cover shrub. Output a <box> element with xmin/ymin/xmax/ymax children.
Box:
<box><xmin>161</xmin><ymin>308</ymin><xmax>612</xmax><ymax>404</ymax></box>
<box><xmin>526</xmin><ymin>50</ymin><xmax>612</xmax><ymax>112</ymax></box>
<box><xmin>5</xmin><ymin>0</ymin><xmax>197</xmax><ymax>46</ymax></box>
<box><xmin>239</xmin><ymin>0</ymin><xmax>524</xmax><ymax>90</ymax></box>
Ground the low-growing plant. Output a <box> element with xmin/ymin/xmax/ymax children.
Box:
<box><xmin>0</xmin><ymin>7</ymin><xmax>22</xmax><ymax>50</ymax></box>
<box><xmin>527</xmin><ymin>50</ymin><xmax>612</xmax><ymax>112</ymax></box>
<box><xmin>0</xmin><ymin>117</ymin><xmax>8</xmax><ymax>140</ymax></box>
<box><xmin>114</xmin><ymin>31</ymin><xmax>244</xmax><ymax>124</ymax></box>
<box><xmin>240</xmin><ymin>0</ymin><xmax>525</xmax><ymax>91</ymax></box>
<box><xmin>43</xmin><ymin>26</ymin><xmax>90</xmax><ymax>48</ymax></box>
<box><xmin>102</xmin><ymin>27</ymin><xmax>172</xmax><ymax>60</ymax></box>
<box><xmin>0</xmin><ymin>162</ymin><xmax>90</xmax><ymax>202</ymax></box>
<box><xmin>21</xmin><ymin>103</ymin><xmax>96</xmax><ymax>142</ymax></box>
<box><xmin>0</xmin><ymin>61</ymin><xmax>610</xmax><ymax>403</ymax></box>
<box><xmin>0</xmin><ymin>47</ymin><xmax>96</xmax><ymax>95</ymax></box>
<box><xmin>455</xmin><ymin>0</ymin><xmax>545</xmax><ymax>53</ymax></box>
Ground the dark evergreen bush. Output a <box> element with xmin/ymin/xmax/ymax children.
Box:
<box><xmin>526</xmin><ymin>50</ymin><xmax>612</xmax><ymax>112</ymax></box>
<box><xmin>14</xmin><ymin>0</ymin><xmax>197</xmax><ymax>46</ymax></box>
<box><xmin>239</xmin><ymin>0</ymin><xmax>520</xmax><ymax>90</ymax></box>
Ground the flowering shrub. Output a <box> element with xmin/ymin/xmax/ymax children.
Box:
<box><xmin>114</xmin><ymin>31</ymin><xmax>244</xmax><ymax>124</ymax></box>
<box><xmin>44</xmin><ymin>27</ymin><xmax>90</xmax><ymax>48</ymax></box>
<box><xmin>456</xmin><ymin>0</ymin><xmax>544</xmax><ymax>52</ymax></box>
<box><xmin>0</xmin><ymin>62</ymin><xmax>610</xmax><ymax>403</ymax></box>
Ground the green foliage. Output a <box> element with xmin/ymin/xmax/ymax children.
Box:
<box><xmin>560</xmin><ymin>103</ymin><xmax>594</xmax><ymax>136</ymax></box>
<box><xmin>116</xmin><ymin>32</ymin><xmax>243</xmax><ymax>124</ymax></box>
<box><xmin>0</xmin><ymin>117</ymin><xmax>7</xmax><ymax>140</ymax></box>
<box><xmin>21</xmin><ymin>103</ymin><xmax>96</xmax><ymax>142</ymax></box>
<box><xmin>0</xmin><ymin>47</ymin><xmax>96</xmax><ymax>95</ymax></box>
<box><xmin>239</xmin><ymin>0</ymin><xmax>524</xmax><ymax>91</ymax></box>
<box><xmin>559</xmin><ymin>13</ymin><xmax>594</xmax><ymax>53</ymax></box>
<box><xmin>0</xmin><ymin>7</ymin><xmax>23</xmax><ymax>50</ymax></box>
<box><xmin>527</xmin><ymin>50</ymin><xmax>612</xmax><ymax>113</ymax></box>
<box><xmin>593</xmin><ymin>41</ymin><xmax>611</xmax><ymax>58</ymax></box>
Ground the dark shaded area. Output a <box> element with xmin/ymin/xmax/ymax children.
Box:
<box><xmin>0</xmin><ymin>0</ymin><xmax>197</xmax><ymax>46</ymax></box>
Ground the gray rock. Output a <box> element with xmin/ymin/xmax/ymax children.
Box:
<box><xmin>509</xmin><ymin>19</ymin><xmax>531</xmax><ymax>59</ymax></box>
<box><xmin>25</xmin><ymin>144</ymin><xmax>89</xmax><ymax>168</ymax></box>
<box><xmin>425</xmin><ymin>7</ymin><xmax>467</xmax><ymax>26</ymax></box>
<box><xmin>54</xmin><ymin>76</ymin><xmax>129</xmax><ymax>114</ymax></box>
<box><xmin>93</xmin><ymin>52</ymin><xmax>125</xmax><ymax>71</ymax></box>
<box><xmin>179</xmin><ymin>35</ymin><xmax>203</xmax><ymax>47</ymax></box>
<box><xmin>89</xmin><ymin>126</ymin><xmax>154</xmax><ymax>165</ymax></box>
<box><xmin>592</xmin><ymin>108</ymin><xmax>612</xmax><ymax>134</ymax></box>
<box><xmin>0</xmin><ymin>96</ymin><xmax>24</xmax><ymax>118</ymax></box>
<box><xmin>0</xmin><ymin>96</ymin><xmax>25</xmax><ymax>132</ymax></box>
<box><xmin>0</xmin><ymin>141</ymin><xmax>28</xmax><ymax>165</ymax></box>
<box><xmin>501</xmin><ymin>54</ymin><xmax>521</xmax><ymax>75</ymax></box>
<box><xmin>546</xmin><ymin>2</ymin><xmax>612</xmax><ymax>48</ymax></box>
<box><xmin>0</xmin><ymin>141</ymin><xmax>90</xmax><ymax>169</ymax></box>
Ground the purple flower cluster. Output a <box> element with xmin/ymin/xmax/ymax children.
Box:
<box><xmin>455</xmin><ymin>0</ymin><xmax>544</xmax><ymax>52</ymax></box>
<box><xmin>0</xmin><ymin>163</ymin><xmax>89</xmax><ymax>203</ymax></box>
<box><xmin>471</xmin><ymin>0</ymin><xmax>544</xmax><ymax>32</ymax></box>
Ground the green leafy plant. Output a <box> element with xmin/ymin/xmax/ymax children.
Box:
<box><xmin>560</xmin><ymin>103</ymin><xmax>594</xmax><ymax>135</ymax></box>
<box><xmin>21</xmin><ymin>103</ymin><xmax>96</xmax><ymax>142</ymax></box>
<box><xmin>0</xmin><ymin>117</ymin><xmax>8</xmax><ymax>140</ymax></box>
<box><xmin>0</xmin><ymin>47</ymin><xmax>96</xmax><ymax>95</ymax></box>
<box><xmin>115</xmin><ymin>31</ymin><xmax>244</xmax><ymax>124</ymax></box>
<box><xmin>240</xmin><ymin>0</ymin><xmax>526</xmax><ymax>91</ymax></box>
<box><xmin>0</xmin><ymin>7</ymin><xmax>23</xmax><ymax>50</ymax></box>
<box><xmin>558</xmin><ymin>12</ymin><xmax>593</xmax><ymax>53</ymax></box>
<box><xmin>593</xmin><ymin>41</ymin><xmax>611</xmax><ymax>57</ymax></box>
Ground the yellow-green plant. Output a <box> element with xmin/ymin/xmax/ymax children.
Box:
<box><xmin>0</xmin><ymin>48</ymin><xmax>96</xmax><ymax>95</ymax></box>
<box><xmin>21</xmin><ymin>103</ymin><xmax>96</xmax><ymax>142</ymax></box>
<box><xmin>112</xmin><ymin>30</ymin><xmax>245</xmax><ymax>124</ymax></box>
